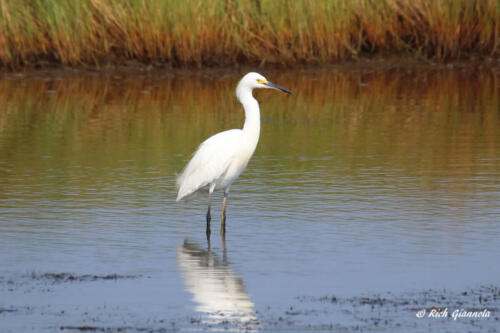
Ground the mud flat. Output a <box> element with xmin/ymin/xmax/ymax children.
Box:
<box><xmin>1</xmin><ymin>272</ymin><xmax>498</xmax><ymax>332</ymax></box>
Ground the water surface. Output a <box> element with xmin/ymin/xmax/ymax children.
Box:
<box><xmin>0</xmin><ymin>67</ymin><xmax>499</xmax><ymax>332</ymax></box>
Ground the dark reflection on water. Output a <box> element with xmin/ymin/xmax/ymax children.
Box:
<box><xmin>177</xmin><ymin>240</ymin><xmax>259</xmax><ymax>330</ymax></box>
<box><xmin>0</xmin><ymin>67</ymin><xmax>499</xmax><ymax>331</ymax></box>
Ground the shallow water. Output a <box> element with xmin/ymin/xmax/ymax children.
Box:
<box><xmin>0</xmin><ymin>67</ymin><xmax>499</xmax><ymax>332</ymax></box>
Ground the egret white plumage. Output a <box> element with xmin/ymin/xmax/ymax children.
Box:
<box><xmin>176</xmin><ymin>72</ymin><xmax>292</xmax><ymax>237</ymax></box>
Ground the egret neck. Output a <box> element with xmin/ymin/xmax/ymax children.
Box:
<box><xmin>237</xmin><ymin>86</ymin><xmax>261</xmax><ymax>150</ymax></box>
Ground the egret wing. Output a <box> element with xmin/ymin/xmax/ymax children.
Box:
<box><xmin>176</xmin><ymin>130</ymin><xmax>241</xmax><ymax>201</ymax></box>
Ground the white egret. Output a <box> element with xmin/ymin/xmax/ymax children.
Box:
<box><xmin>176</xmin><ymin>72</ymin><xmax>292</xmax><ymax>237</ymax></box>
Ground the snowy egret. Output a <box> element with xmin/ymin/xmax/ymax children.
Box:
<box><xmin>176</xmin><ymin>72</ymin><xmax>292</xmax><ymax>237</ymax></box>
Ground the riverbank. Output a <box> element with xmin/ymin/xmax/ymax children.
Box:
<box><xmin>1</xmin><ymin>57</ymin><xmax>499</xmax><ymax>79</ymax></box>
<box><xmin>0</xmin><ymin>0</ymin><xmax>498</xmax><ymax>70</ymax></box>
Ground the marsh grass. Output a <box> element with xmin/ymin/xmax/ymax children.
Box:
<box><xmin>0</xmin><ymin>0</ymin><xmax>498</xmax><ymax>68</ymax></box>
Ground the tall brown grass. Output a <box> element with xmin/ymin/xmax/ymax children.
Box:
<box><xmin>0</xmin><ymin>0</ymin><xmax>498</xmax><ymax>69</ymax></box>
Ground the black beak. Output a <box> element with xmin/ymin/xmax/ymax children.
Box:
<box><xmin>264</xmin><ymin>81</ymin><xmax>292</xmax><ymax>94</ymax></box>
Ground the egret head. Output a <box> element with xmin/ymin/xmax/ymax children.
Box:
<box><xmin>236</xmin><ymin>72</ymin><xmax>292</xmax><ymax>99</ymax></box>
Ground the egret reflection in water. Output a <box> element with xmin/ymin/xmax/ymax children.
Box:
<box><xmin>177</xmin><ymin>240</ymin><xmax>259</xmax><ymax>329</ymax></box>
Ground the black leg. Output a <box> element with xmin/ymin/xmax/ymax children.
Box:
<box><xmin>206</xmin><ymin>190</ymin><xmax>213</xmax><ymax>239</ymax></box>
<box><xmin>206</xmin><ymin>206</ymin><xmax>211</xmax><ymax>237</ymax></box>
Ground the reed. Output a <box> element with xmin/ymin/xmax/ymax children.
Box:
<box><xmin>0</xmin><ymin>0</ymin><xmax>498</xmax><ymax>68</ymax></box>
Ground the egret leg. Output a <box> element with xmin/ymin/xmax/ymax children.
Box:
<box><xmin>206</xmin><ymin>193</ymin><xmax>212</xmax><ymax>239</ymax></box>
<box><xmin>206</xmin><ymin>185</ymin><xmax>216</xmax><ymax>239</ymax></box>
<box><xmin>220</xmin><ymin>192</ymin><xmax>228</xmax><ymax>236</ymax></box>
<box><xmin>206</xmin><ymin>205</ymin><xmax>211</xmax><ymax>237</ymax></box>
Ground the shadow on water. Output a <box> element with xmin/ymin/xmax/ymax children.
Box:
<box><xmin>177</xmin><ymin>239</ymin><xmax>260</xmax><ymax>330</ymax></box>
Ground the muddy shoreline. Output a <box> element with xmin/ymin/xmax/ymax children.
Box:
<box><xmin>1</xmin><ymin>272</ymin><xmax>498</xmax><ymax>332</ymax></box>
<box><xmin>1</xmin><ymin>56</ymin><xmax>499</xmax><ymax>79</ymax></box>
